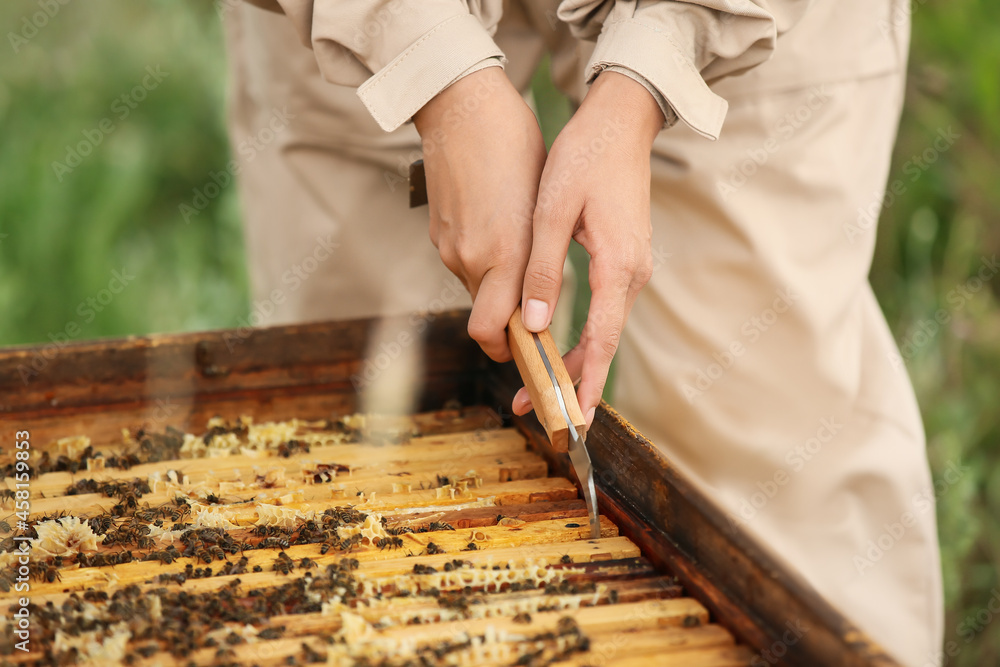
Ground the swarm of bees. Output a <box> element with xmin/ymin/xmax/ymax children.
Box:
<box><xmin>0</xmin><ymin>429</ymin><xmax>186</xmax><ymax>481</ymax></box>
<box><xmin>0</xmin><ymin>415</ymin><xmax>719</xmax><ymax>667</ymax></box>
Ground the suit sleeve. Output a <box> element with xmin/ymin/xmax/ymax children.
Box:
<box><xmin>268</xmin><ymin>0</ymin><xmax>507</xmax><ymax>131</ymax></box>
<box><xmin>558</xmin><ymin>0</ymin><xmax>816</xmax><ymax>139</ymax></box>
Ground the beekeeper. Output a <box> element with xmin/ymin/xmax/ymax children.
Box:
<box><xmin>224</xmin><ymin>1</ymin><xmax>942</xmax><ymax>663</ymax></box>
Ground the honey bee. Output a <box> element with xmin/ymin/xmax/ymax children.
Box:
<box><xmin>270</xmin><ymin>551</ymin><xmax>295</xmax><ymax>575</ymax></box>
<box><xmin>258</xmin><ymin>626</ymin><xmax>284</xmax><ymax>640</ymax></box>
<box><xmin>144</xmin><ymin>549</ymin><xmax>176</xmax><ymax>565</ymax></box>
<box><xmin>87</xmin><ymin>515</ymin><xmax>114</xmax><ymax>535</ymax></box>
<box><xmin>375</xmin><ymin>536</ymin><xmax>403</xmax><ymax>551</ymax></box>
<box><xmin>136</xmin><ymin>645</ymin><xmax>159</xmax><ymax>658</ymax></box>
<box><xmin>427</xmin><ymin>521</ymin><xmax>455</xmax><ymax>532</ymax></box>
<box><xmin>259</xmin><ymin>537</ymin><xmax>291</xmax><ymax>550</ymax></box>
<box><xmin>277</xmin><ymin>440</ymin><xmax>310</xmax><ymax>458</ymax></box>
<box><xmin>682</xmin><ymin>614</ymin><xmax>701</xmax><ymax>628</ymax></box>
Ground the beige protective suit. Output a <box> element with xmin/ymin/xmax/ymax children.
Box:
<box><xmin>223</xmin><ymin>1</ymin><xmax>943</xmax><ymax>664</ymax></box>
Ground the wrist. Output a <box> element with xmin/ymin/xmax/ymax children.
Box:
<box><xmin>582</xmin><ymin>71</ymin><xmax>665</xmax><ymax>147</ymax></box>
<box><xmin>413</xmin><ymin>66</ymin><xmax>509</xmax><ymax>137</ymax></box>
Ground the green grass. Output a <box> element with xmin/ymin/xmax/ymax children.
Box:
<box><xmin>2</xmin><ymin>2</ymin><xmax>999</xmax><ymax>664</ymax></box>
<box><xmin>0</xmin><ymin>2</ymin><xmax>248</xmax><ymax>346</ymax></box>
<box><xmin>872</xmin><ymin>4</ymin><xmax>1000</xmax><ymax>663</ymax></box>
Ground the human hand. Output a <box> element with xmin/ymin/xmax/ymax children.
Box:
<box><xmin>512</xmin><ymin>71</ymin><xmax>665</xmax><ymax>428</ymax></box>
<box><xmin>413</xmin><ymin>67</ymin><xmax>547</xmax><ymax>362</ymax></box>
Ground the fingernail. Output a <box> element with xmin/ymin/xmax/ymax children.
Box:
<box><xmin>512</xmin><ymin>388</ymin><xmax>533</xmax><ymax>415</ymax></box>
<box><xmin>514</xmin><ymin>387</ymin><xmax>528</xmax><ymax>405</ymax></box>
<box><xmin>585</xmin><ymin>407</ymin><xmax>596</xmax><ymax>429</ymax></box>
<box><xmin>523</xmin><ymin>299</ymin><xmax>548</xmax><ymax>331</ymax></box>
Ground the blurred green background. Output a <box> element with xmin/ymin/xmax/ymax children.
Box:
<box><xmin>1</xmin><ymin>2</ymin><xmax>998</xmax><ymax>664</ymax></box>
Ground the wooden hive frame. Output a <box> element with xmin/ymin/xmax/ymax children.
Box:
<box><xmin>0</xmin><ymin>310</ymin><xmax>900</xmax><ymax>666</ymax></box>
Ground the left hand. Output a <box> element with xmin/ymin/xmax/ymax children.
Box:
<box><xmin>512</xmin><ymin>71</ymin><xmax>665</xmax><ymax>428</ymax></box>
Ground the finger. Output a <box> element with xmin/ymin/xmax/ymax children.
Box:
<box><xmin>575</xmin><ymin>265</ymin><xmax>633</xmax><ymax>428</ymax></box>
<box><xmin>467</xmin><ymin>266</ymin><xmax>521</xmax><ymax>363</ymax></box>
<box><xmin>435</xmin><ymin>239</ymin><xmax>462</xmax><ymax>284</ymax></box>
<box><xmin>559</xmin><ymin>328</ymin><xmax>602</xmax><ymax>429</ymax></box>
<box><xmin>553</xmin><ymin>320</ymin><xmax>603</xmax><ymax>429</ymax></box>
<box><xmin>521</xmin><ymin>185</ymin><xmax>578</xmax><ymax>332</ymax></box>
<box><xmin>511</xmin><ymin>387</ymin><xmax>533</xmax><ymax>416</ymax></box>
<box><xmin>561</xmin><ymin>341</ymin><xmax>586</xmax><ymax>388</ymax></box>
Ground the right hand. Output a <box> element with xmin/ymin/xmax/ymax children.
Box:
<box><xmin>510</xmin><ymin>72</ymin><xmax>663</xmax><ymax>428</ymax></box>
<box><xmin>413</xmin><ymin>67</ymin><xmax>547</xmax><ymax>363</ymax></box>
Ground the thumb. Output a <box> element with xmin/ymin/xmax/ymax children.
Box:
<box><xmin>521</xmin><ymin>203</ymin><xmax>576</xmax><ymax>332</ymax></box>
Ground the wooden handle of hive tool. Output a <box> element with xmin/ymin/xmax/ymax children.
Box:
<box><xmin>506</xmin><ymin>307</ymin><xmax>587</xmax><ymax>453</ymax></box>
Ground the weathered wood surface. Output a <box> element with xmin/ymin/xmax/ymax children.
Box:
<box><xmin>0</xmin><ymin>311</ymin><xmax>487</xmax><ymax>445</ymax></box>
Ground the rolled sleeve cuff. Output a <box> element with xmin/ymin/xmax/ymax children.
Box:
<box><xmin>601</xmin><ymin>65</ymin><xmax>678</xmax><ymax>130</ymax></box>
<box><xmin>587</xmin><ymin>19</ymin><xmax>728</xmax><ymax>140</ymax></box>
<box><xmin>357</xmin><ymin>14</ymin><xmax>506</xmax><ymax>132</ymax></box>
<box><xmin>458</xmin><ymin>57</ymin><xmax>504</xmax><ymax>80</ymax></box>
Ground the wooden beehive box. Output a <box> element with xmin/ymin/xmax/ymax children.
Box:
<box><xmin>0</xmin><ymin>311</ymin><xmax>899</xmax><ymax>666</ymax></box>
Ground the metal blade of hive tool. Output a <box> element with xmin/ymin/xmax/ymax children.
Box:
<box><xmin>531</xmin><ymin>332</ymin><xmax>601</xmax><ymax>539</ymax></box>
